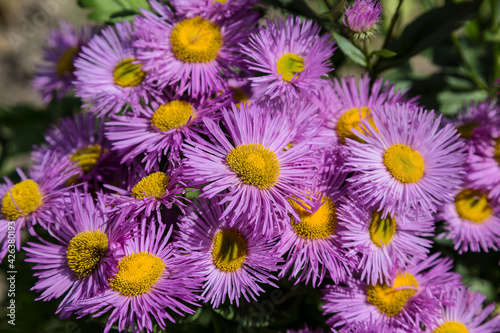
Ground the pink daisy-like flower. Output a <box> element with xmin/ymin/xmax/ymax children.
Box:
<box><xmin>466</xmin><ymin>138</ymin><xmax>500</xmax><ymax>202</ymax></box>
<box><xmin>182</xmin><ymin>104</ymin><xmax>318</xmax><ymax>237</ymax></box>
<box><xmin>426</xmin><ymin>286</ymin><xmax>500</xmax><ymax>333</ymax></box>
<box><xmin>343</xmin><ymin>0</ymin><xmax>382</xmax><ymax>40</ymax></box>
<box><xmin>321</xmin><ymin>75</ymin><xmax>417</xmax><ymax>145</ymax></box>
<box><xmin>170</xmin><ymin>0</ymin><xmax>257</xmax><ymax>20</ymax></box>
<box><xmin>33</xmin><ymin>21</ymin><xmax>94</xmax><ymax>104</ymax></box>
<box><xmin>24</xmin><ymin>191</ymin><xmax>134</xmax><ymax>315</ymax></box>
<box><xmin>0</xmin><ymin>152</ymin><xmax>77</xmax><ymax>261</ymax></box>
<box><xmin>105</xmin><ymin>162</ymin><xmax>186</xmax><ymax>223</ymax></box>
<box><xmin>242</xmin><ymin>16</ymin><xmax>335</xmax><ymax>100</ymax></box>
<box><xmin>322</xmin><ymin>253</ymin><xmax>461</xmax><ymax>331</ymax></box>
<box><xmin>70</xmin><ymin>221</ymin><xmax>201</xmax><ymax>333</ymax></box>
<box><xmin>437</xmin><ymin>186</ymin><xmax>500</xmax><ymax>253</ymax></box>
<box><xmin>446</xmin><ymin>100</ymin><xmax>500</xmax><ymax>154</ymax></box>
<box><xmin>32</xmin><ymin>112</ymin><xmax>118</xmax><ymax>190</ymax></box>
<box><xmin>338</xmin><ymin>193</ymin><xmax>435</xmax><ymax>284</ymax></box>
<box><xmin>105</xmin><ymin>93</ymin><xmax>231</xmax><ymax>168</ymax></box>
<box><xmin>134</xmin><ymin>1</ymin><xmax>258</xmax><ymax>97</ymax></box>
<box><xmin>74</xmin><ymin>20</ymin><xmax>156</xmax><ymax>118</ymax></box>
<box><xmin>176</xmin><ymin>198</ymin><xmax>282</xmax><ymax>308</ymax></box>
<box><xmin>345</xmin><ymin>104</ymin><xmax>466</xmax><ymax>218</ymax></box>
<box><xmin>277</xmin><ymin>149</ymin><xmax>358</xmax><ymax>287</ymax></box>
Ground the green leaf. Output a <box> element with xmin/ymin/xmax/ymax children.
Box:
<box><xmin>375</xmin><ymin>0</ymin><xmax>482</xmax><ymax>73</ymax></box>
<box><xmin>77</xmin><ymin>0</ymin><xmax>151</xmax><ymax>22</ymax></box>
<box><xmin>331</xmin><ymin>31</ymin><xmax>367</xmax><ymax>67</ymax></box>
<box><xmin>372</xmin><ymin>49</ymin><xmax>397</xmax><ymax>58</ymax></box>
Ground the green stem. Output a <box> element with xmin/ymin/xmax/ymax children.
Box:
<box><xmin>381</xmin><ymin>0</ymin><xmax>405</xmax><ymax>51</ymax></box>
<box><xmin>451</xmin><ymin>33</ymin><xmax>490</xmax><ymax>92</ymax></box>
<box><xmin>362</xmin><ymin>39</ymin><xmax>373</xmax><ymax>76</ymax></box>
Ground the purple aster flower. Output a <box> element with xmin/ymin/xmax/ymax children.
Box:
<box><xmin>74</xmin><ymin>20</ymin><xmax>156</xmax><ymax>118</ymax></box>
<box><xmin>32</xmin><ymin>112</ymin><xmax>118</xmax><ymax>190</ymax></box>
<box><xmin>446</xmin><ymin>101</ymin><xmax>500</xmax><ymax>154</ymax></box>
<box><xmin>242</xmin><ymin>16</ymin><xmax>335</xmax><ymax>100</ymax></box>
<box><xmin>170</xmin><ymin>0</ymin><xmax>257</xmax><ymax>20</ymax></box>
<box><xmin>24</xmin><ymin>191</ymin><xmax>134</xmax><ymax>316</ymax></box>
<box><xmin>70</xmin><ymin>220</ymin><xmax>201</xmax><ymax>333</ymax></box>
<box><xmin>105</xmin><ymin>162</ymin><xmax>186</xmax><ymax>223</ymax></box>
<box><xmin>182</xmin><ymin>104</ymin><xmax>319</xmax><ymax>237</ymax></box>
<box><xmin>0</xmin><ymin>152</ymin><xmax>77</xmax><ymax>262</ymax></box>
<box><xmin>466</xmin><ymin>138</ymin><xmax>500</xmax><ymax>202</ymax></box>
<box><xmin>345</xmin><ymin>104</ymin><xmax>466</xmax><ymax>218</ymax></box>
<box><xmin>175</xmin><ymin>198</ymin><xmax>281</xmax><ymax>308</ymax></box>
<box><xmin>33</xmin><ymin>22</ymin><xmax>94</xmax><ymax>104</ymax></box>
<box><xmin>344</xmin><ymin>0</ymin><xmax>383</xmax><ymax>40</ymax></box>
<box><xmin>277</xmin><ymin>149</ymin><xmax>358</xmax><ymax>287</ymax></box>
<box><xmin>338</xmin><ymin>193</ymin><xmax>435</xmax><ymax>285</ymax></box>
<box><xmin>437</xmin><ymin>186</ymin><xmax>500</xmax><ymax>253</ymax></box>
<box><xmin>134</xmin><ymin>1</ymin><xmax>259</xmax><ymax>97</ymax></box>
<box><xmin>338</xmin><ymin>317</ymin><xmax>405</xmax><ymax>333</ymax></box>
<box><xmin>322</xmin><ymin>253</ymin><xmax>461</xmax><ymax>331</ymax></box>
<box><xmin>105</xmin><ymin>93</ymin><xmax>231</xmax><ymax>168</ymax></box>
<box><xmin>426</xmin><ymin>286</ymin><xmax>500</xmax><ymax>333</ymax></box>
<box><xmin>320</xmin><ymin>75</ymin><xmax>418</xmax><ymax>145</ymax></box>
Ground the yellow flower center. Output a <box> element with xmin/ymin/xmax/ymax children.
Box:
<box><xmin>66</xmin><ymin>230</ymin><xmax>109</xmax><ymax>278</ymax></box>
<box><xmin>366</xmin><ymin>272</ymin><xmax>419</xmax><ymax>316</ymax></box>
<box><xmin>454</xmin><ymin>189</ymin><xmax>492</xmax><ymax>223</ymax></box>
<box><xmin>151</xmin><ymin>101</ymin><xmax>195</xmax><ymax>132</ymax></box>
<box><xmin>130</xmin><ymin>172</ymin><xmax>170</xmax><ymax>200</ymax></box>
<box><xmin>1</xmin><ymin>180</ymin><xmax>43</xmax><ymax>220</ymax></box>
<box><xmin>290</xmin><ymin>196</ymin><xmax>337</xmax><ymax>240</ymax></box>
<box><xmin>456</xmin><ymin>121</ymin><xmax>479</xmax><ymax>139</ymax></box>
<box><xmin>70</xmin><ymin>144</ymin><xmax>103</xmax><ymax>173</ymax></box>
<box><xmin>383</xmin><ymin>144</ymin><xmax>425</xmax><ymax>183</ymax></box>
<box><xmin>170</xmin><ymin>17</ymin><xmax>222</xmax><ymax>63</ymax></box>
<box><xmin>276</xmin><ymin>53</ymin><xmax>304</xmax><ymax>82</ymax></box>
<box><xmin>336</xmin><ymin>106</ymin><xmax>377</xmax><ymax>144</ymax></box>
<box><xmin>109</xmin><ymin>251</ymin><xmax>165</xmax><ymax>297</ymax></box>
<box><xmin>213</xmin><ymin>0</ymin><xmax>227</xmax><ymax>4</ymax></box>
<box><xmin>212</xmin><ymin>229</ymin><xmax>247</xmax><ymax>272</ymax></box>
<box><xmin>433</xmin><ymin>321</ymin><xmax>468</xmax><ymax>333</ymax></box>
<box><xmin>369</xmin><ymin>211</ymin><xmax>396</xmax><ymax>247</ymax></box>
<box><xmin>56</xmin><ymin>46</ymin><xmax>78</xmax><ymax>77</ymax></box>
<box><xmin>226</xmin><ymin>143</ymin><xmax>280</xmax><ymax>189</ymax></box>
<box><xmin>113</xmin><ymin>58</ymin><xmax>145</xmax><ymax>87</ymax></box>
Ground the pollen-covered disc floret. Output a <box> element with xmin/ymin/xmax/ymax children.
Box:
<box><xmin>336</xmin><ymin>106</ymin><xmax>377</xmax><ymax>144</ymax></box>
<box><xmin>130</xmin><ymin>172</ymin><xmax>170</xmax><ymax>200</ymax></box>
<box><xmin>170</xmin><ymin>17</ymin><xmax>222</xmax><ymax>63</ymax></box>
<box><xmin>366</xmin><ymin>272</ymin><xmax>419</xmax><ymax>317</ymax></box>
<box><xmin>151</xmin><ymin>101</ymin><xmax>195</xmax><ymax>132</ymax></box>
<box><xmin>383</xmin><ymin>144</ymin><xmax>425</xmax><ymax>184</ymax></box>
<box><xmin>113</xmin><ymin>58</ymin><xmax>146</xmax><ymax>87</ymax></box>
<box><xmin>226</xmin><ymin>143</ymin><xmax>280</xmax><ymax>190</ymax></box>
<box><xmin>276</xmin><ymin>53</ymin><xmax>304</xmax><ymax>82</ymax></box>
<box><xmin>70</xmin><ymin>144</ymin><xmax>103</xmax><ymax>174</ymax></box>
<box><xmin>369</xmin><ymin>212</ymin><xmax>396</xmax><ymax>247</ymax></box>
<box><xmin>290</xmin><ymin>197</ymin><xmax>337</xmax><ymax>240</ymax></box>
<box><xmin>211</xmin><ymin>228</ymin><xmax>247</xmax><ymax>272</ymax></box>
<box><xmin>109</xmin><ymin>252</ymin><xmax>165</xmax><ymax>296</ymax></box>
<box><xmin>67</xmin><ymin>230</ymin><xmax>109</xmax><ymax>279</ymax></box>
<box><xmin>454</xmin><ymin>189</ymin><xmax>492</xmax><ymax>223</ymax></box>
<box><xmin>1</xmin><ymin>180</ymin><xmax>43</xmax><ymax>221</ymax></box>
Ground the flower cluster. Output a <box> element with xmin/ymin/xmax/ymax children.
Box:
<box><xmin>4</xmin><ymin>0</ymin><xmax>499</xmax><ymax>332</ymax></box>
